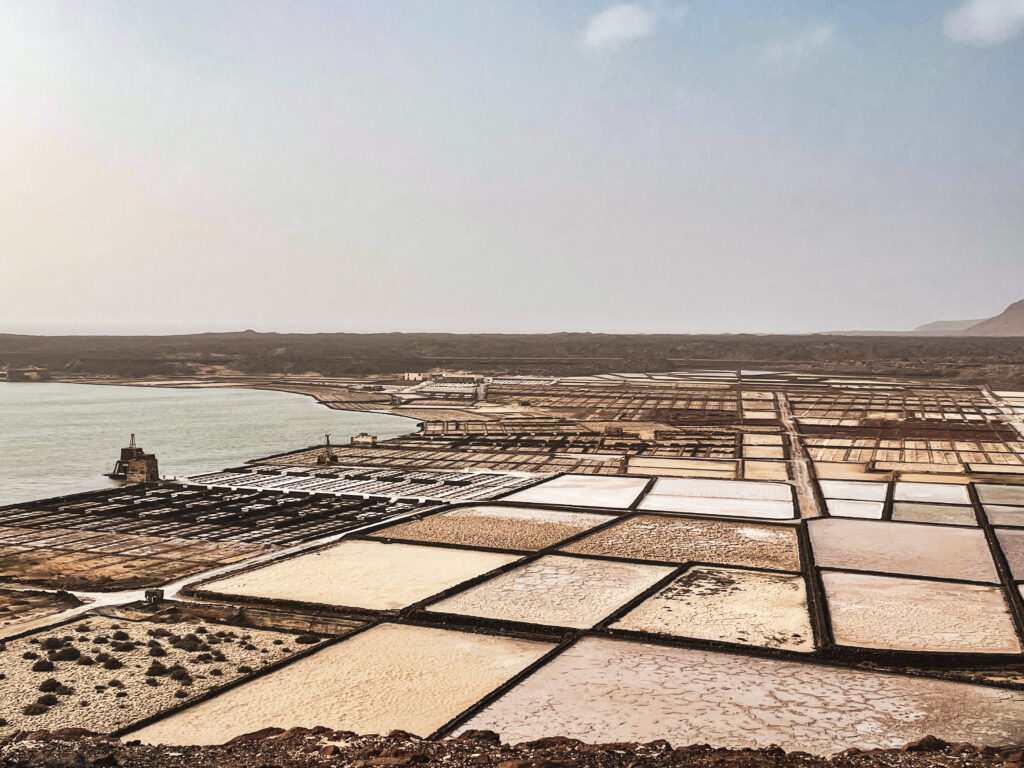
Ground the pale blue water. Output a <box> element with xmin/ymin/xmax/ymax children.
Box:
<box><xmin>0</xmin><ymin>382</ymin><xmax>417</xmax><ymax>506</ymax></box>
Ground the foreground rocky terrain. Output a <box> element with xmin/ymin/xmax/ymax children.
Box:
<box><xmin>1</xmin><ymin>729</ymin><xmax>1021</xmax><ymax>768</ymax></box>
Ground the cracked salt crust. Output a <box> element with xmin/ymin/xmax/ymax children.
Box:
<box><xmin>612</xmin><ymin>566</ymin><xmax>814</xmax><ymax>652</ymax></box>
<box><xmin>427</xmin><ymin>554</ymin><xmax>672</xmax><ymax>629</ymax></box>
<box><xmin>822</xmin><ymin>571</ymin><xmax>1021</xmax><ymax>654</ymax></box>
<box><xmin>458</xmin><ymin>637</ymin><xmax>1024</xmax><ymax>752</ymax></box>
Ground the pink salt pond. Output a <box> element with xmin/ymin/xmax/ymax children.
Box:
<box><xmin>808</xmin><ymin>518</ymin><xmax>998</xmax><ymax>583</ymax></box>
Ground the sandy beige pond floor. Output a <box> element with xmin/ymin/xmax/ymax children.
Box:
<box><xmin>821</xmin><ymin>571</ymin><xmax>1021</xmax><ymax>654</ymax></box>
<box><xmin>131</xmin><ymin>624</ymin><xmax>553</xmax><ymax>744</ymax></box>
<box><xmin>374</xmin><ymin>505</ymin><xmax>611</xmax><ymax>551</ymax></box>
<box><xmin>457</xmin><ymin>637</ymin><xmax>1024</xmax><ymax>753</ymax></box>
<box><xmin>611</xmin><ymin>566</ymin><xmax>814</xmax><ymax>652</ymax></box>
<box><xmin>428</xmin><ymin>555</ymin><xmax>672</xmax><ymax>629</ymax></box>
<box><xmin>808</xmin><ymin>519</ymin><xmax>998</xmax><ymax>583</ymax></box>
<box><xmin>561</xmin><ymin>516</ymin><xmax>801</xmax><ymax>571</ymax></box>
<box><xmin>200</xmin><ymin>540</ymin><xmax>520</xmax><ymax>610</ymax></box>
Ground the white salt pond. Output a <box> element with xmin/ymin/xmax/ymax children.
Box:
<box><xmin>818</xmin><ymin>480</ymin><xmax>888</xmax><ymax>502</ymax></box>
<box><xmin>428</xmin><ymin>555</ymin><xmax>672</xmax><ymax>629</ymax></box>
<box><xmin>502</xmin><ymin>475</ymin><xmax>649</xmax><ymax>509</ymax></box>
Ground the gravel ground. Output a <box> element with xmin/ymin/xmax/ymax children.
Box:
<box><xmin>0</xmin><ymin>615</ymin><xmax>317</xmax><ymax>736</ymax></box>
<box><xmin>562</xmin><ymin>515</ymin><xmax>801</xmax><ymax>571</ymax></box>
<box><xmin>375</xmin><ymin>505</ymin><xmax>612</xmax><ymax>551</ymax></box>
<box><xmin>0</xmin><ymin>728</ymin><xmax>1018</xmax><ymax>768</ymax></box>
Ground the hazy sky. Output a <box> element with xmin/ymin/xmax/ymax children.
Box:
<box><xmin>2</xmin><ymin>1</ymin><xmax>1023</xmax><ymax>335</ymax></box>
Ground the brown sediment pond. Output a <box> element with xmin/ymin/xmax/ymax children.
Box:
<box><xmin>0</xmin><ymin>588</ymin><xmax>80</xmax><ymax>638</ymax></box>
<box><xmin>373</xmin><ymin>505</ymin><xmax>611</xmax><ymax>551</ymax></box>
<box><xmin>987</xmin><ymin>505</ymin><xmax>1024</xmax><ymax>527</ymax></box>
<box><xmin>457</xmin><ymin>637</ymin><xmax>1024</xmax><ymax>752</ymax></box>
<box><xmin>891</xmin><ymin>502</ymin><xmax>977</xmax><ymax>526</ymax></box>
<box><xmin>561</xmin><ymin>515</ymin><xmax>801</xmax><ymax>571</ymax></box>
<box><xmin>428</xmin><ymin>555</ymin><xmax>672</xmax><ymax>629</ymax></box>
<box><xmin>130</xmin><ymin>623</ymin><xmax>553</xmax><ymax>744</ymax></box>
<box><xmin>200</xmin><ymin>540</ymin><xmax>520</xmax><ymax>610</ymax></box>
<box><xmin>996</xmin><ymin>528</ymin><xmax>1024</xmax><ymax>580</ymax></box>
<box><xmin>821</xmin><ymin>571</ymin><xmax>1021</xmax><ymax>654</ymax></box>
<box><xmin>611</xmin><ymin>566</ymin><xmax>814</xmax><ymax>652</ymax></box>
<box><xmin>977</xmin><ymin>485</ymin><xmax>1024</xmax><ymax>506</ymax></box>
<box><xmin>807</xmin><ymin>519</ymin><xmax>998</xmax><ymax>582</ymax></box>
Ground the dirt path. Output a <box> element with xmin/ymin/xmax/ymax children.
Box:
<box><xmin>776</xmin><ymin>393</ymin><xmax>821</xmax><ymax>519</ymax></box>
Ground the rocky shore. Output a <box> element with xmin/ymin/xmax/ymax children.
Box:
<box><xmin>1</xmin><ymin>728</ymin><xmax>1021</xmax><ymax>768</ymax></box>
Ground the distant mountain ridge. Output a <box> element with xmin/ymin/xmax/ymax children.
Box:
<box><xmin>913</xmin><ymin>318</ymin><xmax>985</xmax><ymax>335</ymax></box>
<box><xmin>823</xmin><ymin>300</ymin><xmax>1024</xmax><ymax>337</ymax></box>
<box><xmin>961</xmin><ymin>299</ymin><xmax>1024</xmax><ymax>336</ymax></box>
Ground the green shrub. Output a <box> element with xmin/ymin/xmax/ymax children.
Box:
<box><xmin>31</xmin><ymin>659</ymin><xmax>55</xmax><ymax>673</ymax></box>
<box><xmin>36</xmin><ymin>694</ymin><xmax>58</xmax><ymax>706</ymax></box>
<box><xmin>295</xmin><ymin>634</ymin><xmax>320</xmax><ymax>645</ymax></box>
<box><xmin>102</xmin><ymin>658</ymin><xmax>123</xmax><ymax>670</ymax></box>
<box><xmin>21</xmin><ymin>704</ymin><xmax>48</xmax><ymax>716</ymax></box>
<box><xmin>54</xmin><ymin>647</ymin><xmax>80</xmax><ymax>661</ymax></box>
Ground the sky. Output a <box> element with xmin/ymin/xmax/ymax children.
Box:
<box><xmin>1</xmin><ymin>0</ymin><xmax>1023</xmax><ymax>335</ymax></box>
